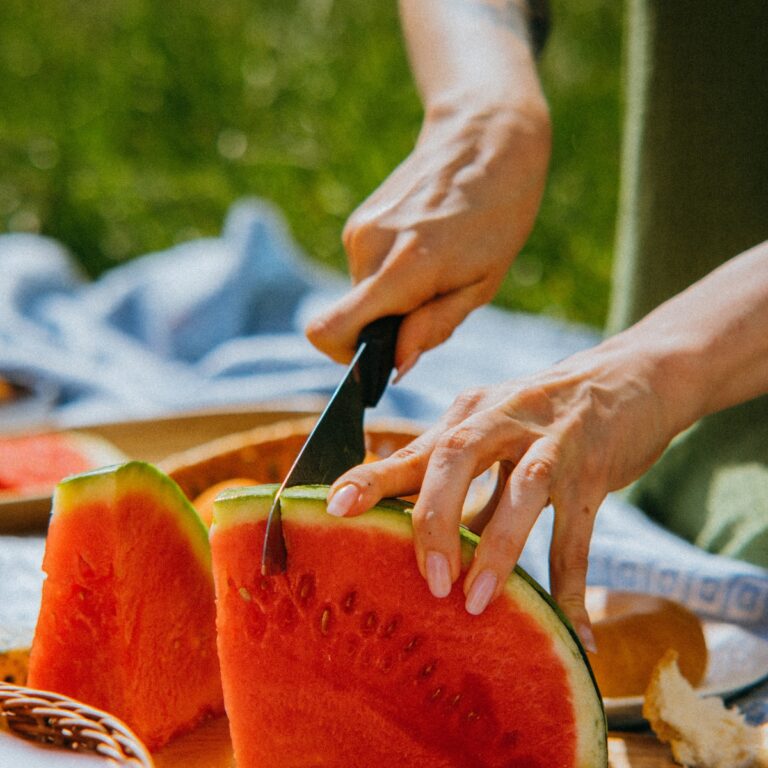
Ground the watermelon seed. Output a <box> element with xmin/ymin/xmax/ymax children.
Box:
<box><xmin>430</xmin><ymin>687</ymin><xmax>443</xmax><ymax>701</ymax></box>
<box><xmin>449</xmin><ymin>693</ymin><xmax>462</xmax><ymax>707</ymax></box>
<box><xmin>342</xmin><ymin>590</ymin><xmax>357</xmax><ymax>614</ymax></box>
<box><xmin>419</xmin><ymin>661</ymin><xmax>437</xmax><ymax>679</ymax></box>
<box><xmin>238</xmin><ymin>586</ymin><xmax>252</xmax><ymax>602</ymax></box>
<box><xmin>361</xmin><ymin>611</ymin><xmax>378</xmax><ymax>635</ymax></box>
<box><xmin>403</xmin><ymin>635</ymin><xmax>422</xmax><ymax>654</ymax></box>
<box><xmin>381</xmin><ymin>615</ymin><xmax>401</xmax><ymax>638</ymax></box>
<box><xmin>320</xmin><ymin>605</ymin><xmax>334</xmax><ymax>635</ymax></box>
<box><xmin>297</xmin><ymin>574</ymin><xmax>316</xmax><ymax>606</ymax></box>
<box><xmin>466</xmin><ymin>710</ymin><xmax>480</xmax><ymax>722</ymax></box>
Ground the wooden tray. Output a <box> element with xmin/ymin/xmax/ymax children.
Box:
<box><xmin>0</xmin><ymin>398</ymin><xmax>326</xmax><ymax>533</ymax></box>
<box><xmin>151</xmin><ymin>715</ymin><xmax>676</xmax><ymax>768</ymax></box>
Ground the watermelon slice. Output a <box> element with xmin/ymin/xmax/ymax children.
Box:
<box><xmin>0</xmin><ymin>430</ymin><xmax>126</xmax><ymax>495</ymax></box>
<box><xmin>27</xmin><ymin>461</ymin><xmax>224</xmax><ymax>750</ymax></box>
<box><xmin>211</xmin><ymin>485</ymin><xmax>607</xmax><ymax>768</ymax></box>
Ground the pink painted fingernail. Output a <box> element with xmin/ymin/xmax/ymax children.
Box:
<box><xmin>326</xmin><ymin>484</ymin><xmax>359</xmax><ymax>517</ymax></box>
<box><xmin>393</xmin><ymin>350</ymin><xmax>422</xmax><ymax>384</ymax></box>
<box><xmin>465</xmin><ymin>571</ymin><xmax>497</xmax><ymax>615</ymax></box>
<box><xmin>425</xmin><ymin>551</ymin><xmax>452</xmax><ymax>598</ymax></box>
<box><xmin>578</xmin><ymin>623</ymin><xmax>598</xmax><ymax>654</ymax></box>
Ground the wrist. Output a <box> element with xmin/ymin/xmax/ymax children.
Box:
<box><xmin>420</xmin><ymin>94</ymin><xmax>551</xmax><ymax>163</ymax></box>
<box><xmin>607</xmin><ymin>324</ymin><xmax>713</xmax><ymax>440</ymax></box>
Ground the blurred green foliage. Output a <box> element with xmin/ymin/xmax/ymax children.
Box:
<box><xmin>0</xmin><ymin>0</ymin><xmax>622</xmax><ymax>328</ymax></box>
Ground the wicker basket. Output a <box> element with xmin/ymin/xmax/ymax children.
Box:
<box><xmin>0</xmin><ymin>681</ymin><xmax>154</xmax><ymax>766</ymax></box>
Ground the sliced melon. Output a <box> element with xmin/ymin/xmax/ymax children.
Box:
<box><xmin>211</xmin><ymin>484</ymin><xmax>607</xmax><ymax>768</ymax></box>
<box><xmin>27</xmin><ymin>461</ymin><xmax>223</xmax><ymax>750</ymax></box>
<box><xmin>0</xmin><ymin>430</ymin><xmax>126</xmax><ymax>495</ymax></box>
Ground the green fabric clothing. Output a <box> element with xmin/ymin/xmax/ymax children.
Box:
<box><xmin>609</xmin><ymin>1</ymin><xmax>768</xmax><ymax>565</ymax></box>
<box><xmin>628</xmin><ymin>396</ymin><xmax>768</xmax><ymax>567</ymax></box>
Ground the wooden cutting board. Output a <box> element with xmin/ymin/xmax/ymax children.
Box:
<box><xmin>152</xmin><ymin>715</ymin><xmax>676</xmax><ymax>767</ymax></box>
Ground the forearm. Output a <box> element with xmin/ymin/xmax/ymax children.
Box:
<box><xmin>398</xmin><ymin>0</ymin><xmax>548</xmax><ymax>122</ymax></box>
<box><xmin>615</xmin><ymin>241</ymin><xmax>768</xmax><ymax>433</ymax></box>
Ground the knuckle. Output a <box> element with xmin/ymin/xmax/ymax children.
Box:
<box><xmin>450</xmin><ymin>387</ymin><xmax>487</xmax><ymax>416</ymax></box>
<box><xmin>436</xmin><ymin>425</ymin><xmax>480</xmax><ymax>455</ymax></box>
<box><xmin>508</xmin><ymin>384</ymin><xmax>552</xmax><ymax>417</ymax></box>
<box><xmin>556</xmin><ymin>593</ymin><xmax>587</xmax><ymax>618</ymax></box>
<box><xmin>411</xmin><ymin>504</ymin><xmax>445</xmax><ymax>539</ymax></box>
<box><xmin>341</xmin><ymin>216</ymin><xmax>361</xmax><ymax>254</ymax></box>
<box><xmin>342</xmin><ymin>216</ymin><xmax>381</xmax><ymax>259</ymax></box>
<box><xmin>389</xmin><ymin>445</ymin><xmax>422</xmax><ymax>463</ymax></box>
<box><xmin>552</xmin><ymin>543</ymin><xmax>590</xmax><ymax>582</ymax></box>
<box><xmin>521</xmin><ymin>456</ymin><xmax>555</xmax><ymax>486</ymax></box>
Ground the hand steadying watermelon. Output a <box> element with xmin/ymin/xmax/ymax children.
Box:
<box><xmin>211</xmin><ymin>484</ymin><xmax>607</xmax><ymax>768</ymax></box>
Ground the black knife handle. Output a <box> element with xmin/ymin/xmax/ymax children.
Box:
<box><xmin>357</xmin><ymin>315</ymin><xmax>403</xmax><ymax>407</ymax></box>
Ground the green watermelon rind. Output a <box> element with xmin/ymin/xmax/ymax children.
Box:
<box><xmin>54</xmin><ymin>461</ymin><xmax>211</xmax><ymax>569</ymax></box>
<box><xmin>213</xmin><ymin>483</ymin><xmax>608</xmax><ymax>767</ymax></box>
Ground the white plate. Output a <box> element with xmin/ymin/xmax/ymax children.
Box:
<box><xmin>605</xmin><ymin>620</ymin><xmax>768</xmax><ymax>728</ymax></box>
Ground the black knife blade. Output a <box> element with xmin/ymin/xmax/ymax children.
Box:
<box><xmin>261</xmin><ymin>315</ymin><xmax>401</xmax><ymax>575</ymax></box>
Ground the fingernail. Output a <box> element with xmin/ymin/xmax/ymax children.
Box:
<box><xmin>578</xmin><ymin>622</ymin><xmax>598</xmax><ymax>654</ymax></box>
<box><xmin>393</xmin><ymin>350</ymin><xmax>422</xmax><ymax>384</ymax></box>
<box><xmin>326</xmin><ymin>484</ymin><xmax>359</xmax><ymax>517</ymax></box>
<box><xmin>425</xmin><ymin>551</ymin><xmax>452</xmax><ymax>598</ymax></box>
<box><xmin>465</xmin><ymin>571</ymin><xmax>497</xmax><ymax>615</ymax></box>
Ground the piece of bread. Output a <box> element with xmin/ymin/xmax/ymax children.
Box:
<box><xmin>585</xmin><ymin>588</ymin><xmax>708</xmax><ymax>698</ymax></box>
<box><xmin>644</xmin><ymin>650</ymin><xmax>768</xmax><ymax>768</ymax></box>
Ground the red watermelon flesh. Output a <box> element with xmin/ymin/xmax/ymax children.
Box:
<box><xmin>28</xmin><ymin>462</ymin><xmax>224</xmax><ymax>750</ymax></box>
<box><xmin>0</xmin><ymin>431</ymin><xmax>125</xmax><ymax>493</ymax></box>
<box><xmin>211</xmin><ymin>485</ymin><xmax>607</xmax><ymax>768</ymax></box>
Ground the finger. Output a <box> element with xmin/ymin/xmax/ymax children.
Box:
<box><xmin>463</xmin><ymin>442</ymin><xmax>555</xmax><ymax>615</ymax></box>
<box><xmin>412</xmin><ymin>410</ymin><xmax>526</xmax><ymax>598</ymax></box>
<box><xmin>461</xmin><ymin>459</ymin><xmax>514</xmax><ymax>534</ymax></box>
<box><xmin>548</xmin><ymin>492</ymin><xmax>602</xmax><ymax>653</ymax></box>
<box><xmin>393</xmin><ymin>280</ymin><xmax>496</xmax><ymax>383</ymax></box>
<box><xmin>305</xmin><ymin>282</ymin><xmax>389</xmax><ymax>364</ymax></box>
<box><xmin>305</xmin><ymin>235</ymin><xmax>434</xmax><ymax>365</ymax></box>
<box><xmin>326</xmin><ymin>434</ymin><xmax>435</xmax><ymax>517</ymax></box>
<box><xmin>342</xmin><ymin>215</ymin><xmax>397</xmax><ymax>283</ymax></box>
<box><xmin>325</xmin><ymin>388</ymin><xmax>494</xmax><ymax>518</ymax></box>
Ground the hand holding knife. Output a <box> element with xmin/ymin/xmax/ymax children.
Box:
<box><xmin>261</xmin><ymin>315</ymin><xmax>402</xmax><ymax>575</ymax></box>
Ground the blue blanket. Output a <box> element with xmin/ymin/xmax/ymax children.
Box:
<box><xmin>2</xmin><ymin>199</ymin><xmax>767</xmax><ymax>723</ymax></box>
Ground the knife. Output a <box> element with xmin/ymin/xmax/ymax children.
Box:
<box><xmin>261</xmin><ymin>315</ymin><xmax>402</xmax><ymax>575</ymax></box>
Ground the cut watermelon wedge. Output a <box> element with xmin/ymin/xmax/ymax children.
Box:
<box><xmin>28</xmin><ymin>462</ymin><xmax>224</xmax><ymax>750</ymax></box>
<box><xmin>211</xmin><ymin>485</ymin><xmax>607</xmax><ymax>768</ymax></box>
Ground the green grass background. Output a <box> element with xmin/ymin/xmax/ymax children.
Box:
<box><xmin>0</xmin><ymin>0</ymin><xmax>622</xmax><ymax>329</ymax></box>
